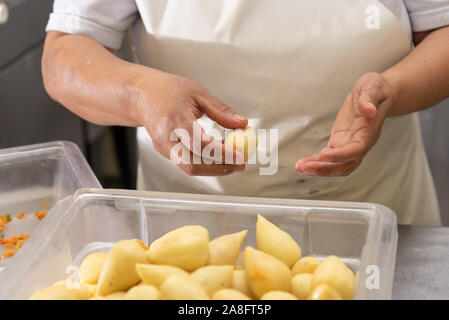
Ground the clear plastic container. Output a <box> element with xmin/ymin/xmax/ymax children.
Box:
<box><xmin>0</xmin><ymin>141</ymin><xmax>101</xmax><ymax>269</ymax></box>
<box><xmin>0</xmin><ymin>189</ymin><xmax>398</xmax><ymax>300</ymax></box>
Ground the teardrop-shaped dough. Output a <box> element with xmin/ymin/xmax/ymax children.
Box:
<box><xmin>307</xmin><ymin>284</ymin><xmax>342</xmax><ymax>300</ymax></box>
<box><xmin>79</xmin><ymin>252</ymin><xmax>107</xmax><ymax>284</ymax></box>
<box><xmin>243</xmin><ymin>247</ymin><xmax>291</xmax><ymax>299</ymax></box>
<box><xmin>291</xmin><ymin>273</ymin><xmax>313</xmax><ymax>299</ymax></box>
<box><xmin>92</xmin><ymin>291</ymin><xmax>126</xmax><ymax>300</ymax></box>
<box><xmin>160</xmin><ymin>274</ymin><xmax>210</xmax><ymax>300</ymax></box>
<box><xmin>224</xmin><ymin>126</ymin><xmax>258</xmax><ymax>161</ymax></box>
<box><xmin>136</xmin><ymin>263</ymin><xmax>189</xmax><ymax>287</ymax></box>
<box><xmin>208</xmin><ymin>230</ymin><xmax>247</xmax><ymax>265</ymax></box>
<box><xmin>87</xmin><ymin>284</ymin><xmax>97</xmax><ymax>297</ymax></box>
<box><xmin>212</xmin><ymin>289</ymin><xmax>251</xmax><ymax>300</ymax></box>
<box><xmin>96</xmin><ymin>239</ymin><xmax>149</xmax><ymax>296</ymax></box>
<box><xmin>231</xmin><ymin>270</ymin><xmax>253</xmax><ymax>298</ymax></box>
<box><xmin>125</xmin><ymin>284</ymin><xmax>160</xmax><ymax>300</ymax></box>
<box><xmin>148</xmin><ymin>226</ymin><xmax>209</xmax><ymax>272</ymax></box>
<box><xmin>260</xmin><ymin>291</ymin><xmax>298</xmax><ymax>300</ymax></box>
<box><xmin>190</xmin><ymin>265</ymin><xmax>233</xmax><ymax>296</ymax></box>
<box><xmin>53</xmin><ymin>280</ymin><xmax>93</xmax><ymax>300</ymax></box>
<box><xmin>291</xmin><ymin>256</ymin><xmax>320</xmax><ymax>275</ymax></box>
<box><xmin>311</xmin><ymin>255</ymin><xmax>355</xmax><ymax>300</ymax></box>
<box><xmin>256</xmin><ymin>215</ymin><xmax>301</xmax><ymax>268</ymax></box>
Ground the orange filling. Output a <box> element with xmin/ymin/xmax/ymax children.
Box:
<box><xmin>0</xmin><ymin>200</ymin><xmax>49</xmax><ymax>260</ymax></box>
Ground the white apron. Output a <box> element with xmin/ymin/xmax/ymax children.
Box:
<box><xmin>132</xmin><ymin>0</ymin><xmax>441</xmax><ymax>226</ymax></box>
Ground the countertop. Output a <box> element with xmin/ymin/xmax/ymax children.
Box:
<box><xmin>393</xmin><ymin>225</ymin><xmax>449</xmax><ymax>299</ymax></box>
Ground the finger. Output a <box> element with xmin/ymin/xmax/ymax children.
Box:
<box><xmin>174</xmin><ymin>113</ymin><xmax>220</xmax><ymax>160</ymax></box>
<box><xmin>179</xmin><ymin>163</ymin><xmax>246</xmax><ymax>176</ymax></box>
<box><xmin>148</xmin><ymin>117</ymin><xmax>208</xmax><ymax>162</ymax></box>
<box><xmin>319</xmin><ymin>142</ymin><xmax>368</xmax><ymax>162</ymax></box>
<box><xmin>167</xmin><ymin>135</ymin><xmax>246</xmax><ymax>176</ymax></box>
<box><xmin>296</xmin><ymin>159</ymin><xmax>361</xmax><ymax>177</ymax></box>
<box><xmin>195</xmin><ymin>92</ymin><xmax>248</xmax><ymax>129</ymax></box>
<box><xmin>174</xmin><ymin>114</ymin><xmax>245</xmax><ymax>164</ymax></box>
<box><xmin>355</xmin><ymin>81</ymin><xmax>387</xmax><ymax>119</ymax></box>
<box><xmin>327</xmin><ymin>95</ymin><xmax>355</xmax><ymax>149</ymax></box>
<box><xmin>295</xmin><ymin>154</ymin><xmax>321</xmax><ymax>172</ymax></box>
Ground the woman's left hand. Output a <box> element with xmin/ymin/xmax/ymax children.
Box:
<box><xmin>296</xmin><ymin>72</ymin><xmax>395</xmax><ymax>176</ymax></box>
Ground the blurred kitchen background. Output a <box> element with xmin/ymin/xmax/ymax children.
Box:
<box><xmin>0</xmin><ymin>0</ymin><xmax>138</xmax><ymax>190</ymax></box>
<box><xmin>1</xmin><ymin>0</ymin><xmax>448</xmax><ymax>225</ymax></box>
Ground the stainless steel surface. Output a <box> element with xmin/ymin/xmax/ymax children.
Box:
<box><xmin>419</xmin><ymin>100</ymin><xmax>449</xmax><ymax>226</ymax></box>
<box><xmin>394</xmin><ymin>225</ymin><xmax>449</xmax><ymax>299</ymax></box>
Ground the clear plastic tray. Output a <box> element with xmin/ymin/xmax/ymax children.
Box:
<box><xmin>0</xmin><ymin>141</ymin><xmax>101</xmax><ymax>269</ymax></box>
<box><xmin>0</xmin><ymin>189</ymin><xmax>397</xmax><ymax>300</ymax></box>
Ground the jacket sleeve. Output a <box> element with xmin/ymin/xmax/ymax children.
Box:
<box><xmin>45</xmin><ymin>0</ymin><xmax>138</xmax><ymax>50</ymax></box>
<box><xmin>404</xmin><ymin>0</ymin><xmax>449</xmax><ymax>32</ymax></box>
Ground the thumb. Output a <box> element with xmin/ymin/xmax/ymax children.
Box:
<box><xmin>355</xmin><ymin>79</ymin><xmax>387</xmax><ymax>119</ymax></box>
<box><xmin>195</xmin><ymin>92</ymin><xmax>248</xmax><ymax>129</ymax></box>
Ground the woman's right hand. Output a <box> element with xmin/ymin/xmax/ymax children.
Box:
<box><xmin>135</xmin><ymin>70</ymin><xmax>248</xmax><ymax>176</ymax></box>
<box><xmin>42</xmin><ymin>32</ymin><xmax>247</xmax><ymax>176</ymax></box>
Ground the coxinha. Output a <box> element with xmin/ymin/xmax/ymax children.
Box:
<box><xmin>30</xmin><ymin>215</ymin><xmax>356</xmax><ymax>300</ymax></box>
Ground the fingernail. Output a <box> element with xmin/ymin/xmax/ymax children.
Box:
<box><xmin>367</xmin><ymin>103</ymin><xmax>376</xmax><ymax>111</ymax></box>
<box><xmin>296</xmin><ymin>163</ymin><xmax>306</xmax><ymax>173</ymax></box>
<box><xmin>234</xmin><ymin>114</ymin><xmax>247</xmax><ymax>121</ymax></box>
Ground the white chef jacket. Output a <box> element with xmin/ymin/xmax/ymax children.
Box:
<box><xmin>46</xmin><ymin>1</ymin><xmax>449</xmax><ymax>226</ymax></box>
<box><xmin>46</xmin><ymin>0</ymin><xmax>449</xmax><ymax>50</ymax></box>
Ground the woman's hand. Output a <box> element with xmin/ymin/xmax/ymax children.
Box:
<box><xmin>136</xmin><ymin>70</ymin><xmax>248</xmax><ymax>176</ymax></box>
<box><xmin>43</xmin><ymin>32</ymin><xmax>247</xmax><ymax>177</ymax></box>
<box><xmin>295</xmin><ymin>72</ymin><xmax>394</xmax><ymax>176</ymax></box>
